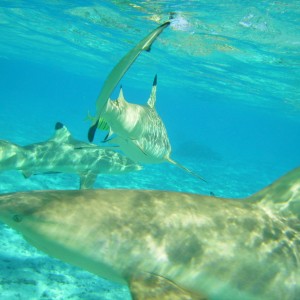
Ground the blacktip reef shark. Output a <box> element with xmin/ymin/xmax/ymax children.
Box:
<box><xmin>87</xmin><ymin>20</ymin><xmax>204</xmax><ymax>180</ymax></box>
<box><xmin>0</xmin><ymin>167</ymin><xmax>300</xmax><ymax>299</ymax></box>
<box><xmin>101</xmin><ymin>75</ymin><xmax>171</xmax><ymax>164</ymax></box>
<box><xmin>88</xmin><ymin>21</ymin><xmax>170</xmax><ymax>142</ymax></box>
<box><xmin>92</xmin><ymin>74</ymin><xmax>206</xmax><ymax>181</ymax></box>
<box><xmin>0</xmin><ymin>122</ymin><xmax>141</xmax><ymax>189</ymax></box>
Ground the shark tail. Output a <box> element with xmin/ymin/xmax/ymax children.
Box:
<box><xmin>167</xmin><ymin>157</ymin><xmax>207</xmax><ymax>183</ymax></box>
<box><xmin>246</xmin><ymin>167</ymin><xmax>300</xmax><ymax>222</ymax></box>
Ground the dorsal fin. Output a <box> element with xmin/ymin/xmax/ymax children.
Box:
<box><xmin>51</xmin><ymin>122</ymin><xmax>72</xmax><ymax>143</ymax></box>
<box><xmin>117</xmin><ymin>86</ymin><xmax>126</xmax><ymax>103</ymax></box>
<box><xmin>246</xmin><ymin>167</ymin><xmax>300</xmax><ymax>221</ymax></box>
<box><xmin>147</xmin><ymin>74</ymin><xmax>157</xmax><ymax>108</ymax></box>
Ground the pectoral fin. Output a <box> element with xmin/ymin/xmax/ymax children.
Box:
<box><xmin>79</xmin><ymin>172</ymin><xmax>97</xmax><ymax>189</ymax></box>
<box><xmin>108</xmin><ymin>136</ymin><xmax>148</xmax><ymax>157</ymax></box>
<box><xmin>167</xmin><ymin>157</ymin><xmax>207</xmax><ymax>183</ymax></box>
<box><xmin>128</xmin><ymin>273</ymin><xmax>207</xmax><ymax>300</ymax></box>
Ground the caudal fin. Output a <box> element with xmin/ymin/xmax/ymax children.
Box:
<box><xmin>246</xmin><ymin>166</ymin><xmax>300</xmax><ymax>221</ymax></box>
<box><xmin>167</xmin><ymin>157</ymin><xmax>207</xmax><ymax>182</ymax></box>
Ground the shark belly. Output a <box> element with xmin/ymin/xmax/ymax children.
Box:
<box><xmin>108</xmin><ymin>136</ymin><xmax>168</xmax><ymax>164</ymax></box>
<box><xmin>19</xmin><ymin>217</ymin><xmax>127</xmax><ymax>285</ymax></box>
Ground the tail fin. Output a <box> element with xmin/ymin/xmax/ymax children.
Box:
<box><xmin>246</xmin><ymin>167</ymin><xmax>300</xmax><ymax>221</ymax></box>
<box><xmin>167</xmin><ymin>157</ymin><xmax>207</xmax><ymax>183</ymax></box>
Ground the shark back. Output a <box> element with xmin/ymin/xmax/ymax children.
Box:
<box><xmin>246</xmin><ymin>166</ymin><xmax>300</xmax><ymax>224</ymax></box>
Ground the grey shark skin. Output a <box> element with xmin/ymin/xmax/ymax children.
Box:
<box><xmin>87</xmin><ymin>21</ymin><xmax>204</xmax><ymax>180</ymax></box>
<box><xmin>0</xmin><ymin>122</ymin><xmax>141</xmax><ymax>189</ymax></box>
<box><xmin>103</xmin><ymin>75</ymin><xmax>171</xmax><ymax>164</ymax></box>
<box><xmin>88</xmin><ymin>21</ymin><xmax>170</xmax><ymax>142</ymax></box>
<box><xmin>0</xmin><ymin>168</ymin><xmax>300</xmax><ymax>299</ymax></box>
<box><xmin>95</xmin><ymin>76</ymin><xmax>206</xmax><ymax>181</ymax></box>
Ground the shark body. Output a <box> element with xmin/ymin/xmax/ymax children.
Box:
<box><xmin>88</xmin><ymin>21</ymin><xmax>204</xmax><ymax>180</ymax></box>
<box><xmin>0</xmin><ymin>167</ymin><xmax>299</xmax><ymax>299</ymax></box>
<box><xmin>88</xmin><ymin>21</ymin><xmax>170</xmax><ymax>142</ymax></box>
<box><xmin>102</xmin><ymin>75</ymin><xmax>171</xmax><ymax>164</ymax></box>
<box><xmin>0</xmin><ymin>122</ymin><xmax>141</xmax><ymax>189</ymax></box>
<box><xmin>87</xmin><ymin>21</ymin><xmax>171</xmax><ymax>164</ymax></box>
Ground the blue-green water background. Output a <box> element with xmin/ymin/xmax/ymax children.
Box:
<box><xmin>0</xmin><ymin>1</ymin><xmax>300</xmax><ymax>299</ymax></box>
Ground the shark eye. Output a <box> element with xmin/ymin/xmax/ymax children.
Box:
<box><xmin>13</xmin><ymin>214</ymin><xmax>23</xmax><ymax>223</ymax></box>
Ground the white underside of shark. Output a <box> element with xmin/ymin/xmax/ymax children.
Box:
<box><xmin>0</xmin><ymin>122</ymin><xmax>141</xmax><ymax>189</ymax></box>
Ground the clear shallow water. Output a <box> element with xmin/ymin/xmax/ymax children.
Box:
<box><xmin>0</xmin><ymin>1</ymin><xmax>300</xmax><ymax>299</ymax></box>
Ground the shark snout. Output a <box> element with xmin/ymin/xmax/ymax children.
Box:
<box><xmin>0</xmin><ymin>140</ymin><xmax>23</xmax><ymax>170</ymax></box>
<box><xmin>0</xmin><ymin>194</ymin><xmax>19</xmax><ymax>226</ymax></box>
<box><xmin>0</xmin><ymin>192</ymin><xmax>42</xmax><ymax>229</ymax></box>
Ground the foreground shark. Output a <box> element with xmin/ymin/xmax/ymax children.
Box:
<box><xmin>0</xmin><ymin>167</ymin><xmax>299</xmax><ymax>299</ymax></box>
<box><xmin>0</xmin><ymin>122</ymin><xmax>141</xmax><ymax>189</ymax></box>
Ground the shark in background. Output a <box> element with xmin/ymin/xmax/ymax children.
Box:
<box><xmin>0</xmin><ymin>167</ymin><xmax>299</xmax><ymax>299</ymax></box>
<box><xmin>87</xmin><ymin>21</ymin><xmax>205</xmax><ymax>180</ymax></box>
<box><xmin>0</xmin><ymin>122</ymin><xmax>141</xmax><ymax>189</ymax></box>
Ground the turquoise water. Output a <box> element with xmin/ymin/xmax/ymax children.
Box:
<box><xmin>0</xmin><ymin>1</ymin><xmax>300</xmax><ymax>299</ymax></box>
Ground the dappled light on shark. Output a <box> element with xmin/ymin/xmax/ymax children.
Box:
<box><xmin>0</xmin><ymin>167</ymin><xmax>299</xmax><ymax>299</ymax></box>
<box><xmin>0</xmin><ymin>122</ymin><xmax>141</xmax><ymax>189</ymax></box>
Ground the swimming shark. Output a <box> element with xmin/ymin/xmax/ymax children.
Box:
<box><xmin>92</xmin><ymin>74</ymin><xmax>206</xmax><ymax>181</ymax></box>
<box><xmin>101</xmin><ymin>75</ymin><xmax>171</xmax><ymax>164</ymax></box>
<box><xmin>86</xmin><ymin>21</ymin><xmax>204</xmax><ymax>180</ymax></box>
<box><xmin>88</xmin><ymin>21</ymin><xmax>170</xmax><ymax>142</ymax></box>
<box><xmin>0</xmin><ymin>167</ymin><xmax>299</xmax><ymax>299</ymax></box>
<box><xmin>0</xmin><ymin>122</ymin><xmax>141</xmax><ymax>189</ymax></box>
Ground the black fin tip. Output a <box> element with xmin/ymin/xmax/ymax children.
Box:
<box><xmin>88</xmin><ymin>120</ymin><xmax>99</xmax><ymax>142</ymax></box>
<box><xmin>55</xmin><ymin>122</ymin><xmax>64</xmax><ymax>130</ymax></box>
